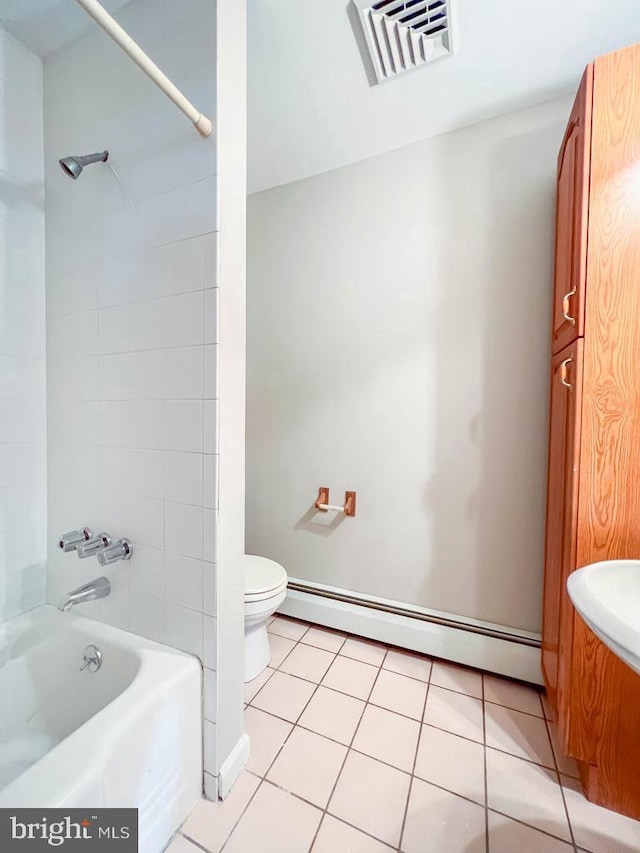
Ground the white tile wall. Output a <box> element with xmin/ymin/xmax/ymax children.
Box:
<box><xmin>0</xmin><ymin>28</ymin><xmax>47</xmax><ymax>623</ymax></box>
<box><xmin>43</xmin><ymin>0</ymin><xmax>218</xmax><ymax>784</ymax></box>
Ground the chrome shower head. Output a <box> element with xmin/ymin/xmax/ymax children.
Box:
<box><xmin>59</xmin><ymin>150</ymin><xmax>109</xmax><ymax>180</ymax></box>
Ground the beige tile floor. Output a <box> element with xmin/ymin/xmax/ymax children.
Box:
<box><xmin>168</xmin><ymin>615</ymin><xmax>640</xmax><ymax>853</ymax></box>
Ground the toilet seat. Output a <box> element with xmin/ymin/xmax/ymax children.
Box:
<box><xmin>245</xmin><ymin>555</ymin><xmax>287</xmax><ymax>601</ymax></box>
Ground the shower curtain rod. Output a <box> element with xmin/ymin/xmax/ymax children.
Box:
<box><xmin>73</xmin><ymin>0</ymin><xmax>214</xmax><ymax>138</ymax></box>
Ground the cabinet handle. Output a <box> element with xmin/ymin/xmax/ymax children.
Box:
<box><xmin>562</xmin><ymin>289</ymin><xmax>577</xmax><ymax>324</ymax></box>
<box><xmin>560</xmin><ymin>357</ymin><xmax>573</xmax><ymax>390</ymax></box>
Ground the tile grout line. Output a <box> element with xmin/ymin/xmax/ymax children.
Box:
<box><xmin>201</xmin><ymin>770</ymin><xmax>262</xmax><ymax>852</ymax></box>
<box><xmin>247</xmin><ymin>627</ymin><xmax>311</xmax><ymax>706</ymax></box>
<box><xmin>260</xmin><ymin>778</ymin><xmax>397</xmax><ymax>851</ymax></box>
<box><xmin>487</xmin><ymin>806</ymin><xmax>580</xmax><ymax>848</ymax></box>
<box><xmin>396</xmin><ymin>659</ymin><xmax>433</xmax><ymax>852</ymax></box>
<box><xmin>228</xmin><ymin>623</ymin><xmax>351</xmax><ymax>850</ymax></box>
<box><xmin>249</xmin><ymin>774</ymin><xmax>567</xmax><ymax>853</ymax></box>
<box><xmin>243</xmin><ymin>665</ymin><xmax>277</xmax><ymax>706</ymax></box>
<box><xmin>482</xmin><ymin>672</ymin><xmax>489</xmax><ymax>853</ymax></box>
<box><xmin>248</xmin><ymin>684</ymin><xmax>558</xmax><ymax>776</ymax></box>
<box><xmin>247</xmin><ymin>646</ymin><xmax>565</xmax><ymax>821</ymax></box>
<box><xmin>542</xmin><ymin>705</ymin><xmax>579</xmax><ymax>852</ymax></box>
<box><xmin>217</xmin><ymin>626</ymin><xmax>315</xmax><ymax>851</ymax></box>
<box><xmin>178</xmin><ymin>833</ymin><xmax>212</xmax><ymax>853</ymax></box>
<box><xmin>308</xmin><ymin>645</ymin><xmax>392</xmax><ymax>851</ymax></box>
<box><xmin>269</xmin><ymin>631</ymin><xmax>474</xmax><ymax>700</ymax></box>
<box><xmin>268</xmin><ymin>628</ymin><xmax>546</xmax><ymax>715</ymax></box>
<box><xmin>270</xmin><ymin>620</ymin><xmax>458</xmax><ymax>681</ymax></box>
<box><xmin>242</xmin><ymin>755</ymin><xmax>579</xmax><ymax>849</ymax></box>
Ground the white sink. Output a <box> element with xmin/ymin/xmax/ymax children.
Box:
<box><xmin>567</xmin><ymin>560</ymin><xmax>640</xmax><ymax>675</ymax></box>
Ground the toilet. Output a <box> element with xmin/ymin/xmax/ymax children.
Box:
<box><xmin>244</xmin><ymin>555</ymin><xmax>288</xmax><ymax>682</ymax></box>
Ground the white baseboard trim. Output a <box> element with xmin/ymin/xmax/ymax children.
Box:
<box><xmin>203</xmin><ymin>771</ymin><xmax>218</xmax><ymax>802</ymax></box>
<box><xmin>280</xmin><ymin>587</ymin><xmax>543</xmax><ymax>685</ymax></box>
<box><xmin>217</xmin><ymin>733</ymin><xmax>250</xmax><ymax>800</ymax></box>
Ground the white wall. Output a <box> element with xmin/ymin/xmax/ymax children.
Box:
<box><xmin>43</xmin><ymin>0</ymin><xmax>218</xmax><ymax>783</ymax></box>
<box><xmin>247</xmin><ymin>0</ymin><xmax>640</xmax><ymax>191</ymax></box>
<box><xmin>0</xmin><ymin>29</ymin><xmax>47</xmax><ymax>623</ymax></box>
<box><xmin>215</xmin><ymin>0</ymin><xmax>248</xmax><ymax>798</ymax></box>
<box><xmin>247</xmin><ymin>96</ymin><xmax>572</xmax><ymax>635</ymax></box>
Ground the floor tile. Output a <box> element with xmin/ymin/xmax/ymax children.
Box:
<box><xmin>301</xmin><ymin>625</ymin><xmax>346</xmax><ymax>653</ymax></box>
<box><xmin>279</xmin><ymin>643</ymin><xmax>336</xmax><ymax>683</ymax></box>
<box><xmin>166</xmin><ymin>836</ymin><xmax>202</xmax><ymax>853</ymax></box>
<box><xmin>268</xmin><ymin>633</ymin><xmax>296</xmax><ymax>668</ymax></box>
<box><xmin>224</xmin><ymin>781</ymin><xmax>322</xmax><ymax>853</ymax></box>
<box><xmin>181</xmin><ymin>774</ymin><xmax>260</xmax><ymax>852</ymax></box>
<box><xmin>353</xmin><ymin>704</ymin><xmax>421</xmax><ymax>772</ymax></box>
<box><xmin>484</xmin><ymin>674</ymin><xmax>543</xmax><ymax>717</ymax></box>
<box><xmin>268</xmin><ymin>615</ymin><xmax>309</xmax><ymax>641</ymax></box>
<box><xmin>414</xmin><ymin>725</ymin><xmax>485</xmax><ymax>805</ymax></box>
<box><xmin>485</xmin><ymin>702</ymin><xmax>555</xmax><ymax>767</ymax></box>
<box><xmin>383</xmin><ymin>648</ymin><xmax>431</xmax><ymax>683</ymax></box>
<box><xmin>340</xmin><ymin>637</ymin><xmax>387</xmax><ymax>667</ymax></box>
<box><xmin>423</xmin><ymin>685</ymin><xmax>484</xmax><ymax>743</ymax></box>
<box><xmin>267</xmin><ymin>727</ymin><xmax>347</xmax><ymax>808</ymax></box>
<box><xmin>329</xmin><ymin>751</ymin><xmax>410</xmax><ymax>848</ymax></box>
<box><xmin>487</xmin><ymin>810</ymin><xmax>573</xmax><ymax>852</ymax></box>
<box><xmin>541</xmin><ymin>691</ymin><xmax>556</xmax><ymax>721</ymax></box>
<box><xmin>430</xmin><ymin>661</ymin><xmax>483</xmax><ymax>699</ymax></box>
<box><xmin>562</xmin><ymin>775</ymin><xmax>640</xmax><ymax>853</ymax></box>
<box><xmin>548</xmin><ymin>720</ymin><xmax>580</xmax><ymax>778</ymax></box>
<box><xmin>251</xmin><ymin>670</ymin><xmax>317</xmax><ymax>723</ymax></box>
<box><xmin>486</xmin><ymin>748</ymin><xmax>571</xmax><ymax>841</ymax></box>
<box><xmin>244</xmin><ymin>666</ymin><xmax>275</xmax><ymax>704</ymax></box>
<box><xmin>243</xmin><ymin>706</ymin><xmax>293</xmax><ymax>776</ymax></box>
<box><xmin>312</xmin><ymin>815</ymin><xmax>393</xmax><ymax>852</ymax></box>
<box><xmin>299</xmin><ymin>686</ymin><xmax>365</xmax><ymax>745</ymax></box>
<box><xmin>401</xmin><ymin>777</ymin><xmax>486</xmax><ymax>853</ymax></box>
<box><xmin>322</xmin><ymin>655</ymin><xmax>379</xmax><ymax>700</ymax></box>
<box><xmin>369</xmin><ymin>669</ymin><xmax>428</xmax><ymax>720</ymax></box>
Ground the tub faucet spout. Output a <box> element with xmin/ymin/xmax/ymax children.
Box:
<box><xmin>58</xmin><ymin>577</ymin><xmax>111</xmax><ymax>612</ymax></box>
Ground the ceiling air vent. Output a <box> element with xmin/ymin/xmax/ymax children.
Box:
<box><xmin>353</xmin><ymin>0</ymin><xmax>458</xmax><ymax>84</ymax></box>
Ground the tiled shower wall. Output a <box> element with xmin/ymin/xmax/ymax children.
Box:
<box><xmin>43</xmin><ymin>0</ymin><xmax>218</xmax><ymax>778</ymax></box>
<box><xmin>0</xmin><ymin>28</ymin><xmax>47</xmax><ymax>622</ymax></box>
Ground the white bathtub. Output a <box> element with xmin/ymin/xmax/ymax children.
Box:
<box><xmin>0</xmin><ymin>605</ymin><xmax>202</xmax><ymax>853</ymax></box>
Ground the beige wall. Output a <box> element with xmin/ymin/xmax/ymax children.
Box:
<box><xmin>247</xmin><ymin>96</ymin><xmax>572</xmax><ymax>635</ymax></box>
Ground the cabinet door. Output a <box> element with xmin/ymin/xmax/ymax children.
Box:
<box><xmin>542</xmin><ymin>340</ymin><xmax>583</xmax><ymax>716</ymax></box>
<box><xmin>551</xmin><ymin>66</ymin><xmax>592</xmax><ymax>356</ymax></box>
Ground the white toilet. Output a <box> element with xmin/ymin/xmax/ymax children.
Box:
<box><xmin>244</xmin><ymin>555</ymin><xmax>288</xmax><ymax>682</ymax></box>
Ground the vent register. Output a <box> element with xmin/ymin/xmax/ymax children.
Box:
<box><xmin>353</xmin><ymin>0</ymin><xmax>457</xmax><ymax>83</ymax></box>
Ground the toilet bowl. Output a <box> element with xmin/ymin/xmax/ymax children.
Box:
<box><xmin>244</xmin><ymin>555</ymin><xmax>288</xmax><ymax>682</ymax></box>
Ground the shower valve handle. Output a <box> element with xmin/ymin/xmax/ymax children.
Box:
<box><xmin>58</xmin><ymin>528</ymin><xmax>93</xmax><ymax>552</ymax></box>
<box><xmin>77</xmin><ymin>533</ymin><xmax>112</xmax><ymax>559</ymax></box>
<box><xmin>98</xmin><ymin>539</ymin><xmax>133</xmax><ymax>566</ymax></box>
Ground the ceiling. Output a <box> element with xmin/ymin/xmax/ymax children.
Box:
<box><xmin>248</xmin><ymin>0</ymin><xmax>640</xmax><ymax>193</ymax></box>
<box><xmin>0</xmin><ymin>0</ymin><xmax>130</xmax><ymax>57</ymax></box>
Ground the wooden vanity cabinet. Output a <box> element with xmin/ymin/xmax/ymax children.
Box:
<box><xmin>541</xmin><ymin>341</ymin><xmax>583</xmax><ymax>716</ymax></box>
<box><xmin>542</xmin><ymin>42</ymin><xmax>640</xmax><ymax>818</ymax></box>
<box><xmin>550</xmin><ymin>65</ymin><xmax>591</xmax><ymax>356</ymax></box>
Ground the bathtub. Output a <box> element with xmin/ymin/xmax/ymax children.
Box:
<box><xmin>0</xmin><ymin>605</ymin><xmax>202</xmax><ymax>853</ymax></box>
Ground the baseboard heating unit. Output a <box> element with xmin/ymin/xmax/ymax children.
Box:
<box><xmin>280</xmin><ymin>578</ymin><xmax>543</xmax><ymax>686</ymax></box>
